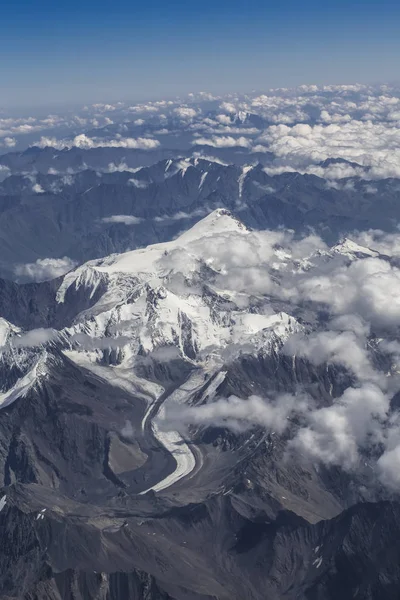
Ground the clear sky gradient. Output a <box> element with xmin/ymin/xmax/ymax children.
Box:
<box><xmin>1</xmin><ymin>0</ymin><xmax>400</xmax><ymax>107</ymax></box>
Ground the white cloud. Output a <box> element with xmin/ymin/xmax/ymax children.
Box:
<box><xmin>36</xmin><ymin>134</ymin><xmax>160</xmax><ymax>151</ymax></box>
<box><xmin>216</xmin><ymin>114</ymin><xmax>232</xmax><ymax>125</ymax></box>
<box><xmin>219</xmin><ymin>102</ymin><xmax>237</xmax><ymax>114</ymax></box>
<box><xmin>160</xmin><ymin>392</ymin><xmax>308</xmax><ymax>434</ymax></box>
<box><xmin>14</xmin><ymin>257</ymin><xmax>77</xmax><ymax>282</ymax></box>
<box><xmin>174</xmin><ymin>107</ymin><xmax>198</xmax><ymax>120</ymax></box>
<box><xmin>153</xmin><ymin>208</ymin><xmax>208</xmax><ymax>223</ymax></box>
<box><xmin>12</xmin><ymin>328</ymin><xmax>58</xmax><ymax>348</ymax></box>
<box><xmin>2</xmin><ymin>137</ymin><xmax>16</xmax><ymax>148</ymax></box>
<box><xmin>291</xmin><ymin>257</ymin><xmax>400</xmax><ymax>329</ymax></box>
<box><xmin>102</xmin><ymin>215</ymin><xmax>143</xmax><ymax>225</ymax></box>
<box><xmin>194</xmin><ymin>136</ymin><xmax>252</xmax><ymax>148</ymax></box>
<box><xmin>291</xmin><ymin>383</ymin><xmax>390</xmax><ymax>469</ymax></box>
<box><xmin>283</xmin><ymin>330</ymin><xmax>376</xmax><ymax>382</ymax></box>
<box><xmin>32</xmin><ymin>183</ymin><xmax>45</xmax><ymax>194</ymax></box>
<box><xmin>260</xmin><ymin>120</ymin><xmax>400</xmax><ymax>179</ymax></box>
<box><xmin>105</xmin><ymin>162</ymin><xmax>142</xmax><ymax>174</ymax></box>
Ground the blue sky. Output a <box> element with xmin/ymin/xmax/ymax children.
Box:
<box><xmin>1</xmin><ymin>0</ymin><xmax>400</xmax><ymax>107</ymax></box>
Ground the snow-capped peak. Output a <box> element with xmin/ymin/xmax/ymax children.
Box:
<box><xmin>177</xmin><ymin>208</ymin><xmax>249</xmax><ymax>243</ymax></box>
<box><xmin>87</xmin><ymin>209</ymin><xmax>249</xmax><ymax>278</ymax></box>
<box><xmin>54</xmin><ymin>209</ymin><xmax>299</xmax><ymax>365</ymax></box>
<box><xmin>331</xmin><ymin>238</ymin><xmax>379</xmax><ymax>258</ymax></box>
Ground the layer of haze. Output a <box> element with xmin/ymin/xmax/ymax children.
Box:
<box><xmin>1</xmin><ymin>0</ymin><xmax>400</xmax><ymax>108</ymax></box>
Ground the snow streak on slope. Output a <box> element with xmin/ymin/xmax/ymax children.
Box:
<box><xmin>0</xmin><ymin>354</ymin><xmax>47</xmax><ymax>409</ymax></box>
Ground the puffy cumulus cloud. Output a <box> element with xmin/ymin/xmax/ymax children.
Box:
<box><xmin>91</xmin><ymin>103</ymin><xmax>120</xmax><ymax>112</ymax></box>
<box><xmin>128</xmin><ymin>102</ymin><xmax>162</xmax><ymax>113</ymax></box>
<box><xmin>188</xmin><ymin>91</ymin><xmax>219</xmax><ymax>102</ymax></box>
<box><xmin>12</xmin><ymin>328</ymin><xmax>59</xmax><ymax>348</ymax></box>
<box><xmin>192</xmin><ymin>228</ymin><xmax>284</xmax><ymax>267</ymax></box>
<box><xmin>299</xmin><ymin>162</ymin><xmax>366</xmax><ymax>180</ymax></box>
<box><xmin>154</xmin><ymin>222</ymin><xmax>400</xmax><ymax>489</ymax></box>
<box><xmin>157</xmin><ymin>227</ymin><xmax>327</xmax><ymax>301</ymax></box>
<box><xmin>36</xmin><ymin>134</ymin><xmax>160</xmax><ymax>151</ymax></box>
<box><xmin>329</xmin><ymin>314</ymin><xmax>370</xmax><ymax>337</ymax></box>
<box><xmin>0</xmin><ymin>117</ymin><xmax>49</xmax><ymax>138</ymax></box>
<box><xmin>249</xmin><ymin>85</ymin><xmax>400</xmax><ymax>126</ymax></box>
<box><xmin>291</xmin><ymin>257</ymin><xmax>400</xmax><ymax>329</ymax></box>
<box><xmin>251</xmin><ymin>96</ymin><xmax>310</xmax><ymax>125</ymax></box>
<box><xmin>350</xmin><ymin>229</ymin><xmax>400</xmax><ymax>258</ymax></box>
<box><xmin>290</xmin><ymin>383</ymin><xmax>390</xmax><ymax>469</ymax></box>
<box><xmin>0</xmin><ymin>110</ymin><xmax>118</xmax><ymax>141</ymax></box>
<box><xmin>102</xmin><ymin>215</ymin><xmax>143</xmax><ymax>225</ymax></box>
<box><xmin>219</xmin><ymin>102</ymin><xmax>237</xmax><ymax>114</ymax></box>
<box><xmin>259</xmin><ymin>120</ymin><xmax>400</xmax><ymax>179</ymax></box>
<box><xmin>174</xmin><ymin>107</ymin><xmax>198</xmax><ymax>120</ymax></box>
<box><xmin>2</xmin><ymin>137</ymin><xmax>16</xmax><ymax>148</ymax></box>
<box><xmin>194</xmin><ymin>135</ymin><xmax>252</xmax><ymax>148</ymax></box>
<box><xmin>216</xmin><ymin>114</ymin><xmax>232</xmax><ymax>125</ymax></box>
<box><xmin>14</xmin><ymin>257</ymin><xmax>77</xmax><ymax>282</ymax></box>
<box><xmin>207</xmin><ymin>230</ymin><xmax>325</xmax><ymax>294</ymax></box>
<box><xmin>186</xmin><ymin>229</ymin><xmax>287</xmax><ymax>295</ymax></box>
<box><xmin>284</xmin><ymin>330</ymin><xmax>377</xmax><ymax>383</ymax></box>
<box><xmin>32</xmin><ymin>183</ymin><xmax>45</xmax><ymax>194</ymax></box>
<box><xmin>160</xmin><ymin>392</ymin><xmax>308</xmax><ymax>434</ymax></box>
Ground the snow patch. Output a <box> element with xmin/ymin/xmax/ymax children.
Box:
<box><xmin>199</xmin><ymin>171</ymin><xmax>208</xmax><ymax>188</ymax></box>
<box><xmin>238</xmin><ymin>165</ymin><xmax>254</xmax><ymax>199</ymax></box>
<box><xmin>313</xmin><ymin>557</ymin><xmax>323</xmax><ymax>569</ymax></box>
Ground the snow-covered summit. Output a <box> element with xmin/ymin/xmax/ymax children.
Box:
<box><xmin>177</xmin><ymin>208</ymin><xmax>249</xmax><ymax>243</ymax></box>
<box><xmin>55</xmin><ymin>210</ymin><xmax>299</xmax><ymax>363</ymax></box>
<box><xmin>86</xmin><ymin>209</ymin><xmax>249</xmax><ymax>278</ymax></box>
<box><xmin>331</xmin><ymin>238</ymin><xmax>379</xmax><ymax>259</ymax></box>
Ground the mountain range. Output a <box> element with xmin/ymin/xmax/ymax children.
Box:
<box><xmin>0</xmin><ymin>202</ymin><xmax>399</xmax><ymax>598</ymax></box>
<box><xmin>0</xmin><ymin>147</ymin><xmax>399</xmax><ymax>282</ymax></box>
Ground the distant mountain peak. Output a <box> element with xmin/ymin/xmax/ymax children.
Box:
<box><xmin>177</xmin><ymin>208</ymin><xmax>249</xmax><ymax>243</ymax></box>
<box><xmin>331</xmin><ymin>237</ymin><xmax>379</xmax><ymax>258</ymax></box>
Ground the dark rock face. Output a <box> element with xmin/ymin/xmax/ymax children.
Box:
<box><xmin>0</xmin><ymin>347</ymin><xmax>396</xmax><ymax>600</ymax></box>
<box><xmin>1</xmin><ymin>484</ymin><xmax>400</xmax><ymax>600</ymax></box>
<box><xmin>0</xmin><ymin>273</ymin><xmax>107</xmax><ymax>329</ymax></box>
